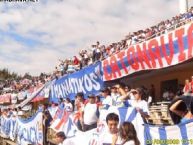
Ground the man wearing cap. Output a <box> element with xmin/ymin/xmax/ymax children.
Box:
<box><xmin>82</xmin><ymin>94</ymin><xmax>99</xmax><ymax>131</ymax></box>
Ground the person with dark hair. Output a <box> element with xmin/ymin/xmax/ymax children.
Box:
<box><xmin>17</xmin><ymin>106</ymin><xmax>24</xmax><ymax>116</ymax></box>
<box><xmin>64</xmin><ymin>98</ymin><xmax>73</xmax><ymax>112</ymax></box>
<box><xmin>55</xmin><ymin>131</ymin><xmax>66</xmax><ymax>145</ymax></box>
<box><xmin>183</xmin><ymin>79</ymin><xmax>191</xmax><ymax>95</ymax></box>
<box><xmin>74</xmin><ymin>92</ymin><xmax>85</xmax><ymax>131</ymax></box>
<box><xmin>127</xmin><ymin>88</ymin><xmax>149</xmax><ymax>122</ymax></box>
<box><xmin>81</xmin><ymin>94</ymin><xmax>99</xmax><ymax>131</ymax></box>
<box><xmin>101</xmin><ymin>87</ymin><xmax>113</xmax><ymax>109</ymax></box>
<box><xmin>99</xmin><ymin>113</ymin><xmax>122</xmax><ymax>145</ymax></box>
<box><xmin>169</xmin><ymin>99</ymin><xmax>193</xmax><ymax>123</ymax></box>
<box><xmin>55</xmin><ymin>131</ymin><xmax>74</xmax><ymax>145</ymax></box>
<box><xmin>74</xmin><ymin>92</ymin><xmax>84</xmax><ymax>111</ymax></box>
<box><xmin>95</xmin><ymin>95</ymin><xmax>102</xmax><ymax>107</ymax></box>
<box><xmin>112</xmin><ymin>122</ymin><xmax>140</xmax><ymax>145</ymax></box>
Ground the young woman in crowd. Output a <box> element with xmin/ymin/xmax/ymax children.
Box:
<box><xmin>127</xmin><ymin>87</ymin><xmax>149</xmax><ymax>121</ymax></box>
<box><xmin>112</xmin><ymin>122</ymin><xmax>140</xmax><ymax>145</ymax></box>
<box><xmin>64</xmin><ymin>98</ymin><xmax>73</xmax><ymax>112</ymax></box>
<box><xmin>183</xmin><ymin>79</ymin><xmax>191</xmax><ymax>95</ymax></box>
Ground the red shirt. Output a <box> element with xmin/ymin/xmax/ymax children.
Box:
<box><xmin>191</xmin><ymin>81</ymin><xmax>193</xmax><ymax>93</ymax></box>
<box><xmin>184</xmin><ymin>83</ymin><xmax>191</xmax><ymax>93</ymax></box>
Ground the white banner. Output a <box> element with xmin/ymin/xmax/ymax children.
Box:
<box><xmin>17</xmin><ymin>111</ymin><xmax>43</xmax><ymax>145</ymax></box>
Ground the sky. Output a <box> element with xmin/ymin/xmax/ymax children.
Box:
<box><xmin>0</xmin><ymin>0</ymin><xmax>193</xmax><ymax>76</ymax></box>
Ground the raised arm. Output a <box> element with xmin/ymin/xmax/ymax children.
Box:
<box><xmin>169</xmin><ymin>100</ymin><xmax>185</xmax><ymax>117</ymax></box>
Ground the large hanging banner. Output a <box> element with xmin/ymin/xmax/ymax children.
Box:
<box><xmin>17</xmin><ymin>111</ymin><xmax>43</xmax><ymax>145</ymax></box>
<box><xmin>50</xmin><ymin>62</ymin><xmax>104</xmax><ymax>101</ymax></box>
<box><xmin>102</xmin><ymin>22</ymin><xmax>193</xmax><ymax>81</ymax></box>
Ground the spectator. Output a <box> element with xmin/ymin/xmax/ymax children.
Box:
<box><xmin>74</xmin><ymin>92</ymin><xmax>85</xmax><ymax>131</ymax></box>
<box><xmin>110</xmin><ymin>86</ymin><xmax>121</xmax><ymax>106</ymax></box>
<box><xmin>149</xmin><ymin>84</ymin><xmax>155</xmax><ymax>103</ymax></box>
<box><xmin>12</xmin><ymin>108</ymin><xmax>18</xmax><ymax>117</ymax></box>
<box><xmin>183</xmin><ymin>79</ymin><xmax>191</xmax><ymax>95</ymax></box>
<box><xmin>111</xmin><ymin>84</ymin><xmax>129</xmax><ymax>107</ymax></box>
<box><xmin>82</xmin><ymin>94</ymin><xmax>99</xmax><ymax>131</ymax></box>
<box><xmin>95</xmin><ymin>95</ymin><xmax>102</xmax><ymax>107</ymax></box>
<box><xmin>101</xmin><ymin>88</ymin><xmax>113</xmax><ymax>109</ymax></box>
<box><xmin>127</xmin><ymin>88</ymin><xmax>149</xmax><ymax>122</ymax></box>
<box><xmin>64</xmin><ymin>98</ymin><xmax>73</xmax><ymax>112</ymax></box>
<box><xmin>73</xmin><ymin>56</ymin><xmax>80</xmax><ymax>66</ymax></box>
<box><xmin>112</xmin><ymin>122</ymin><xmax>140</xmax><ymax>145</ymax></box>
<box><xmin>98</xmin><ymin>113</ymin><xmax>122</xmax><ymax>145</ymax></box>
<box><xmin>66</xmin><ymin>60</ymin><xmax>76</xmax><ymax>74</ymax></box>
<box><xmin>59</xmin><ymin>98</ymin><xmax>65</xmax><ymax>109</ymax></box>
<box><xmin>74</xmin><ymin>92</ymin><xmax>84</xmax><ymax>111</ymax></box>
<box><xmin>169</xmin><ymin>100</ymin><xmax>193</xmax><ymax>123</ymax></box>
<box><xmin>55</xmin><ymin>131</ymin><xmax>66</xmax><ymax>145</ymax></box>
<box><xmin>17</xmin><ymin>106</ymin><xmax>24</xmax><ymax>116</ymax></box>
<box><xmin>162</xmin><ymin>88</ymin><xmax>170</xmax><ymax>101</ymax></box>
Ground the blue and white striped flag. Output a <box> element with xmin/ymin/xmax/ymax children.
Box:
<box><xmin>144</xmin><ymin>119</ymin><xmax>193</xmax><ymax>145</ymax></box>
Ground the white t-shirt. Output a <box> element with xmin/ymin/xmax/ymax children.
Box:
<box><xmin>98</xmin><ymin>128</ymin><xmax>122</xmax><ymax>145</ymax></box>
<box><xmin>127</xmin><ymin>100</ymin><xmax>149</xmax><ymax>115</ymax></box>
<box><xmin>124</xmin><ymin>140</ymin><xmax>135</xmax><ymax>145</ymax></box>
<box><xmin>102</xmin><ymin>96</ymin><xmax>113</xmax><ymax>107</ymax></box>
<box><xmin>83</xmin><ymin>103</ymin><xmax>98</xmax><ymax>125</ymax></box>
<box><xmin>111</xmin><ymin>93</ymin><xmax>120</xmax><ymax>105</ymax></box>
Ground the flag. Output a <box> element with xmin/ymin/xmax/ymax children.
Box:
<box><xmin>144</xmin><ymin>119</ymin><xmax>193</xmax><ymax>145</ymax></box>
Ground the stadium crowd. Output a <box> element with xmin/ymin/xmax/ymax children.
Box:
<box><xmin>1</xmin><ymin>6</ymin><xmax>193</xmax><ymax>145</ymax></box>
<box><xmin>54</xmin><ymin>7</ymin><xmax>193</xmax><ymax>78</ymax></box>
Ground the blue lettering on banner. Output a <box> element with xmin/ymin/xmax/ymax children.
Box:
<box><xmin>17</xmin><ymin>112</ymin><xmax>43</xmax><ymax>145</ymax></box>
<box><xmin>50</xmin><ymin>62</ymin><xmax>104</xmax><ymax>101</ymax></box>
<box><xmin>0</xmin><ymin>117</ymin><xmax>17</xmax><ymax>140</ymax></box>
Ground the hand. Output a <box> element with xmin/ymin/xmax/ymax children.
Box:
<box><xmin>112</xmin><ymin>134</ymin><xmax>118</xmax><ymax>145</ymax></box>
<box><xmin>136</xmin><ymin>107</ymin><xmax>142</xmax><ymax>113</ymax></box>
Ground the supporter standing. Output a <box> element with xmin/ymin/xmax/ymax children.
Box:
<box><xmin>101</xmin><ymin>88</ymin><xmax>113</xmax><ymax>109</ymax></box>
<box><xmin>127</xmin><ymin>88</ymin><xmax>149</xmax><ymax>121</ymax></box>
<box><xmin>112</xmin><ymin>122</ymin><xmax>140</xmax><ymax>145</ymax></box>
<box><xmin>55</xmin><ymin>131</ymin><xmax>66</xmax><ymax>145</ymax></box>
<box><xmin>12</xmin><ymin>108</ymin><xmax>18</xmax><ymax>117</ymax></box>
<box><xmin>74</xmin><ymin>92</ymin><xmax>85</xmax><ymax>131</ymax></box>
<box><xmin>17</xmin><ymin>106</ymin><xmax>24</xmax><ymax>116</ymax></box>
<box><xmin>110</xmin><ymin>86</ymin><xmax>121</xmax><ymax>106</ymax></box>
<box><xmin>162</xmin><ymin>88</ymin><xmax>170</xmax><ymax>101</ymax></box>
<box><xmin>95</xmin><ymin>95</ymin><xmax>102</xmax><ymax>107</ymax></box>
<box><xmin>149</xmin><ymin>84</ymin><xmax>155</xmax><ymax>103</ymax></box>
<box><xmin>82</xmin><ymin>94</ymin><xmax>99</xmax><ymax>131</ymax></box>
<box><xmin>64</xmin><ymin>98</ymin><xmax>73</xmax><ymax>112</ymax></box>
<box><xmin>183</xmin><ymin>79</ymin><xmax>191</xmax><ymax>95</ymax></box>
